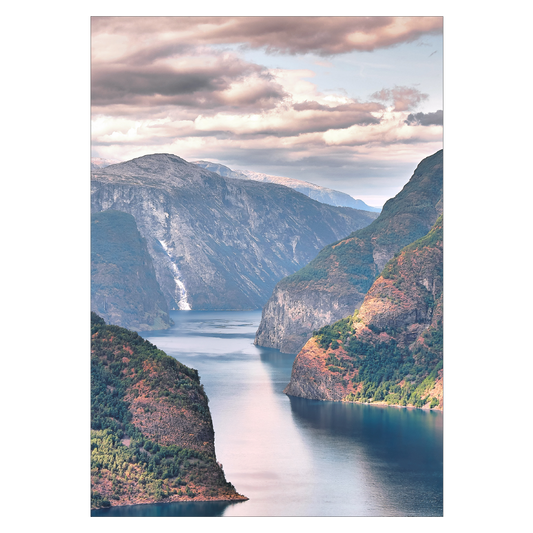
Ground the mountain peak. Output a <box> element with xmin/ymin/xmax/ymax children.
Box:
<box><xmin>92</xmin><ymin>152</ymin><xmax>217</xmax><ymax>190</ymax></box>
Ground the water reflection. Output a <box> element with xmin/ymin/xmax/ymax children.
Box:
<box><xmin>92</xmin><ymin>500</ymin><xmax>243</xmax><ymax>517</ymax></box>
<box><xmin>287</xmin><ymin>396</ymin><xmax>443</xmax><ymax>516</ymax></box>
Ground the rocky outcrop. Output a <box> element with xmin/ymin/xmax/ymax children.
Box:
<box><xmin>283</xmin><ymin>337</ymin><xmax>349</xmax><ymax>401</ymax></box>
<box><xmin>91</xmin><ymin>210</ymin><xmax>172</xmax><ymax>331</ymax></box>
<box><xmin>284</xmin><ymin>217</ymin><xmax>444</xmax><ymax>411</ymax></box>
<box><xmin>254</xmin><ymin>283</ymin><xmax>367</xmax><ymax>354</ymax></box>
<box><xmin>255</xmin><ymin>150</ymin><xmax>443</xmax><ymax>354</ymax></box>
<box><xmin>91</xmin><ymin>153</ymin><xmax>378</xmax><ymax>311</ymax></box>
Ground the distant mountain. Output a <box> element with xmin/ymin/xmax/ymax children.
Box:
<box><xmin>255</xmin><ymin>150</ymin><xmax>443</xmax><ymax>354</ymax></box>
<box><xmin>284</xmin><ymin>216</ymin><xmax>443</xmax><ymax>410</ymax></box>
<box><xmin>191</xmin><ymin>161</ymin><xmax>248</xmax><ymax>179</ymax></box>
<box><xmin>91</xmin><ymin>157</ymin><xmax>122</xmax><ymax>170</ymax></box>
<box><xmin>91</xmin><ymin>154</ymin><xmax>378</xmax><ymax>311</ymax></box>
<box><xmin>90</xmin><ymin>313</ymin><xmax>246</xmax><ymax>509</ymax></box>
<box><xmin>192</xmin><ymin>160</ymin><xmax>380</xmax><ymax>212</ymax></box>
<box><xmin>91</xmin><ymin>210</ymin><xmax>172</xmax><ymax>331</ymax></box>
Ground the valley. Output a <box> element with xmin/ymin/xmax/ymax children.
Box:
<box><xmin>91</xmin><ymin>149</ymin><xmax>444</xmax><ymax>515</ymax></box>
<box><xmin>255</xmin><ymin>149</ymin><xmax>443</xmax><ymax>354</ymax></box>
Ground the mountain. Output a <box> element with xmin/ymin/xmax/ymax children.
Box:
<box><xmin>91</xmin><ymin>153</ymin><xmax>378</xmax><ymax>311</ymax></box>
<box><xmin>90</xmin><ymin>313</ymin><xmax>247</xmax><ymax>509</ymax></box>
<box><xmin>255</xmin><ymin>150</ymin><xmax>443</xmax><ymax>354</ymax></box>
<box><xmin>91</xmin><ymin>157</ymin><xmax>121</xmax><ymax>170</ymax></box>
<box><xmin>192</xmin><ymin>160</ymin><xmax>380</xmax><ymax>212</ymax></box>
<box><xmin>91</xmin><ymin>210</ymin><xmax>172</xmax><ymax>331</ymax></box>
<box><xmin>191</xmin><ymin>160</ymin><xmax>249</xmax><ymax>179</ymax></box>
<box><xmin>284</xmin><ymin>216</ymin><xmax>443</xmax><ymax>410</ymax></box>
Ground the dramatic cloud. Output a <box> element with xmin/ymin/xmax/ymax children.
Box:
<box><xmin>194</xmin><ymin>100</ymin><xmax>383</xmax><ymax>137</ymax></box>
<box><xmin>91</xmin><ymin>16</ymin><xmax>443</xmax><ymax>206</ymax></box>
<box><xmin>92</xmin><ymin>16</ymin><xmax>442</xmax><ymax>56</ymax></box>
<box><xmin>404</xmin><ymin>110</ymin><xmax>443</xmax><ymax>126</ymax></box>
<box><xmin>323</xmin><ymin>118</ymin><xmax>442</xmax><ymax>147</ymax></box>
<box><xmin>92</xmin><ymin>50</ymin><xmax>286</xmax><ymax>111</ymax></box>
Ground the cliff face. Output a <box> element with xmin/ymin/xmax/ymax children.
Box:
<box><xmin>91</xmin><ymin>313</ymin><xmax>246</xmax><ymax>509</ymax></box>
<box><xmin>91</xmin><ymin>210</ymin><xmax>171</xmax><ymax>331</ymax></box>
<box><xmin>284</xmin><ymin>217</ymin><xmax>443</xmax><ymax>410</ymax></box>
<box><xmin>255</xmin><ymin>150</ymin><xmax>443</xmax><ymax>354</ymax></box>
<box><xmin>91</xmin><ymin>153</ymin><xmax>378</xmax><ymax>311</ymax></box>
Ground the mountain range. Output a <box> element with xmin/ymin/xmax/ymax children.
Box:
<box><xmin>255</xmin><ymin>149</ymin><xmax>443</xmax><ymax>354</ymax></box>
<box><xmin>91</xmin><ymin>154</ymin><xmax>378</xmax><ymax>322</ymax></box>
<box><xmin>91</xmin><ymin>157</ymin><xmax>380</xmax><ymax>212</ymax></box>
<box><xmin>192</xmin><ymin>160</ymin><xmax>380</xmax><ymax>212</ymax></box>
<box><xmin>284</xmin><ymin>216</ymin><xmax>443</xmax><ymax>410</ymax></box>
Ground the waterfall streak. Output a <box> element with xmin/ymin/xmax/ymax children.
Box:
<box><xmin>159</xmin><ymin>239</ymin><xmax>191</xmax><ymax>310</ymax></box>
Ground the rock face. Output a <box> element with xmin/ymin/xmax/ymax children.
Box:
<box><xmin>283</xmin><ymin>337</ymin><xmax>349</xmax><ymax>401</ymax></box>
<box><xmin>255</xmin><ymin>149</ymin><xmax>443</xmax><ymax>354</ymax></box>
<box><xmin>284</xmin><ymin>216</ymin><xmax>443</xmax><ymax>410</ymax></box>
<box><xmin>193</xmin><ymin>160</ymin><xmax>380</xmax><ymax>212</ymax></box>
<box><xmin>91</xmin><ymin>210</ymin><xmax>172</xmax><ymax>331</ymax></box>
<box><xmin>91</xmin><ymin>153</ymin><xmax>378</xmax><ymax>311</ymax></box>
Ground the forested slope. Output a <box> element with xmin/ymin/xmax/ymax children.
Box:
<box><xmin>284</xmin><ymin>216</ymin><xmax>443</xmax><ymax>410</ymax></box>
<box><xmin>90</xmin><ymin>313</ymin><xmax>246</xmax><ymax>509</ymax></box>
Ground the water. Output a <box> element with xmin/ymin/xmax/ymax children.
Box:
<box><xmin>92</xmin><ymin>310</ymin><xmax>442</xmax><ymax>517</ymax></box>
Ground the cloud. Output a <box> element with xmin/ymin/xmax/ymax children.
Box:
<box><xmin>194</xmin><ymin>99</ymin><xmax>383</xmax><ymax>137</ymax></box>
<box><xmin>92</xmin><ymin>16</ymin><xmax>442</xmax><ymax>56</ymax></box>
<box><xmin>91</xmin><ymin>52</ymin><xmax>286</xmax><ymax>112</ymax></box>
<box><xmin>90</xmin><ymin>17</ymin><xmax>443</xmax><ymax>205</ymax></box>
<box><xmin>371</xmin><ymin>85</ymin><xmax>428</xmax><ymax>111</ymax></box>
<box><xmin>92</xmin><ymin>50</ymin><xmax>287</xmax><ymax>111</ymax></box>
<box><xmin>322</xmin><ymin>109</ymin><xmax>442</xmax><ymax>146</ymax></box>
<box><xmin>404</xmin><ymin>110</ymin><xmax>443</xmax><ymax>126</ymax></box>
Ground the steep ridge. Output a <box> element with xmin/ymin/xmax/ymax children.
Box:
<box><xmin>193</xmin><ymin>160</ymin><xmax>380</xmax><ymax>212</ymax></box>
<box><xmin>255</xmin><ymin>150</ymin><xmax>443</xmax><ymax>354</ymax></box>
<box><xmin>91</xmin><ymin>210</ymin><xmax>172</xmax><ymax>331</ymax></box>
<box><xmin>91</xmin><ymin>313</ymin><xmax>247</xmax><ymax>509</ymax></box>
<box><xmin>284</xmin><ymin>216</ymin><xmax>443</xmax><ymax>410</ymax></box>
<box><xmin>91</xmin><ymin>153</ymin><xmax>378</xmax><ymax>311</ymax></box>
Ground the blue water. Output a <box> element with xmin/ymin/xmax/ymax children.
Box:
<box><xmin>92</xmin><ymin>310</ymin><xmax>442</xmax><ymax>517</ymax></box>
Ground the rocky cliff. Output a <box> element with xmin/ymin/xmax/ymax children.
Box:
<box><xmin>193</xmin><ymin>160</ymin><xmax>380</xmax><ymax>212</ymax></box>
<box><xmin>284</xmin><ymin>216</ymin><xmax>443</xmax><ymax>410</ymax></box>
<box><xmin>91</xmin><ymin>153</ymin><xmax>378</xmax><ymax>311</ymax></box>
<box><xmin>255</xmin><ymin>150</ymin><xmax>443</xmax><ymax>354</ymax></box>
<box><xmin>91</xmin><ymin>210</ymin><xmax>172</xmax><ymax>331</ymax></box>
<box><xmin>91</xmin><ymin>313</ymin><xmax>247</xmax><ymax>509</ymax></box>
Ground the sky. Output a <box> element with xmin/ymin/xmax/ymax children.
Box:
<box><xmin>91</xmin><ymin>16</ymin><xmax>443</xmax><ymax>207</ymax></box>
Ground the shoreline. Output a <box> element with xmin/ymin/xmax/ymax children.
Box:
<box><xmin>286</xmin><ymin>392</ymin><xmax>443</xmax><ymax>412</ymax></box>
<box><xmin>348</xmin><ymin>399</ymin><xmax>443</xmax><ymax>412</ymax></box>
<box><xmin>91</xmin><ymin>493</ymin><xmax>249</xmax><ymax>511</ymax></box>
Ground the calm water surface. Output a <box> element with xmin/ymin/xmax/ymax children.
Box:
<box><xmin>92</xmin><ymin>310</ymin><xmax>442</xmax><ymax>517</ymax></box>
